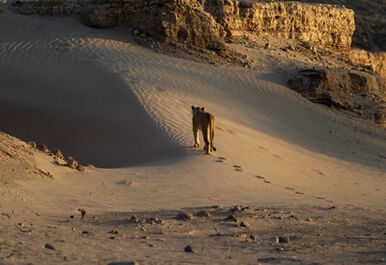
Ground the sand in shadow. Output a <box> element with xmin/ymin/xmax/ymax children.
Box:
<box><xmin>0</xmin><ymin>60</ymin><xmax>184</xmax><ymax>168</ymax></box>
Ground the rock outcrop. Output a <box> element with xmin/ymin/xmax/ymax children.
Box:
<box><xmin>9</xmin><ymin>0</ymin><xmax>355</xmax><ymax>51</ymax></box>
<box><xmin>278</xmin><ymin>0</ymin><xmax>386</xmax><ymax>52</ymax></box>
<box><xmin>205</xmin><ymin>0</ymin><xmax>355</xmax><ymax>51</ymax></box>
<box><xmin>69</xmin><ymin>0</ymin><xmax>355</xmax><ymax>51</ymax></box>
<box><xmin>288</xmin><ymin>69</ymin><xmax>385</xmax><ymax>126</ymax></box>
<box><xmin>349</xmin><ymin>49</ymin><xmax>386</xmax><ymax>90</ymax></box>
<box><xmin>80</xmin><ymin>0</ymin><xmax>227</xmax><ymax>51</ymax></box>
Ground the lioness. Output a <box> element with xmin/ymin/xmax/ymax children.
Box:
<box><xmin>191</xmin><ymin>106</ymin><xmax>217</xmax><ymax>154</ymax></box>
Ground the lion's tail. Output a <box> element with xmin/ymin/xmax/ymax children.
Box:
<box><xmin>210</xmin><ymin>119</ymin><xmax>216</xmax><ymax>152</ymax></box>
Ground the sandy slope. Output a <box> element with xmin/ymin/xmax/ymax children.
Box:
<box><xmin>0</xmin><ymin>6</ymin><xmax>385</xmax><ymax>264</ymax></box>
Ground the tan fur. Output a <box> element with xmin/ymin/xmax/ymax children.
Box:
<box><xmin>191</xmin><ymin>106</ymin><xmax>216</xmax><ymax>154</ymax></box>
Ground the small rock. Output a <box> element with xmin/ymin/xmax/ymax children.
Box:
<box><xmin>176</xmin><ymin>211</ymin><xmax>193</xmax><ymax>221</ymax></box>
<box><xmin>37</xmin><ymin>144</ymin><xmax>49</xmax><ymax>153</ymax></box>
<box><xmin>289</xmin><ymin>214</ymin><xmax>300</xmax><ymax>220</ymax></box>
<box><xmin>77</xmin><ymin>164</ymin><xmax>85</xmax><ymax>172</ymax></box>
<box><xmin>67</xmin><ymin>157</ymin><xmax>79</xmax><ymax>169</ymax></box>
<box><xmin>108</xmin><ymin>229</ymin><xmax>119</xmax><ymax>235</ymax></box>
<box><xmin>306</xmin><ymin>217</ymin><xmax>313</xmax><ymax>222</ymax></box>
<box><xmin>196</xmin><ymin>210</ymin><xmax>211</xmax><ymax>217</ymax></box>
<box><xmin>132</xmin><ymin>28</ymin><xmax>141</xmax><ymax>36</ymax></box>
<box><xmin>45</xmin><ymin>243</ymin><xmax>55</xmax><ymax>250</ymax></box>
<box><xmin>275</xmin><ymin>236</ymin><xmax>290</xmax><ymax>243</ymax></box>
<box><xmin>53</xmin><ymin>149</ymin><xmax>64</xmax><ymax>160</ymax></box>
<box><xmin>129</xmin><ymin>215</ymin><xmax>140</xmax><ymax>223</ymax></box>
<box><xmin>239</xmin><ymin>221</ymin><xmax>251</xmax><ymax>228</ymax></box>
<box><xmin>224</xmin><ymin>214</ymin><xmax>238</xmax><ymax>222</ymax></box>
<box><xmin>28</xmin><ymin>141</ymin><xmax>37</xmax><ymax>148</ymax></box>
<box><xmin>184</xmin><ymin>245</ymin><xmax>194</xmax><ymax>253</ymax></box>
<box><xmin>250</xmin><ymin>234</ymin><xmax>256</xmax><ymax>240</ymax></box>
<box><xmin>264</xmin><ymin>43</ymin><xmax>271</xmax><ymax>50</ymax></box>
<box><xmin>78</xmin><ymin>208</ymin><xmax>86</xmax><ymax>219</ymax></box>
<box><xmin>232</xmin><ymin>205</ymin><xmax>243</xmax><ymax>212</ymax></box>
<box><xmin>146</xmin><ymin>217</ymin><xmax>164</xmax><ymax>225</ymax></box>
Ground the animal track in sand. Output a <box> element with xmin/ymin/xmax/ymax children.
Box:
<box><xmin>312</xmin><ymin>169</ymin><xmax>326</xmax><ymax>176</ymax></box>
<box><xmin>233</xmin><ymin>165</ymin><xmax>244</xmax><ymax>172</ymax></box>
<box><xmin>214</xmin><ymin>156</ymin><xmax>226</xmax><ymax>163</ymax></box>
<box><xmin>256</xmin><ymin>175</ymin><xmax>265</xmax><ymax>180</ymax></box>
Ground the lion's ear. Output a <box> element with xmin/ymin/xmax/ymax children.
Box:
<box><xmin>201</xmin><ymin>107</ymin><xmax>206</xmax><ymax>111</ymax></box>
<box><xmin>191</xmin><ymin>106</ymin><xmax>195</xmax><ymax>110</ymax></box>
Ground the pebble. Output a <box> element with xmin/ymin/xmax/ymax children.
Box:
<box><xmin>108</xmin><ymin>229</ymin><xmax>119</xmax><ymax>235</ymax></box>
<box><xmin>44</xmin><ymin>243</ymin><xmax>55</xmax><ymax>250</ymax></box>
<box><xmin>224</xmin><ymin>214</ymin><xmax>238</xmax><ymax>222</ymax></box>
<box><xmin>146</xmin><ymin>217</ymin><xmax>164</xmax><ymax>225</ymax></box>
<box><xmin>132</xmin><ymin>28</ymin><xmax>141</xmax><ymax>36</ymax></box>
<box><xmin>184</xmin><ymin>245</ymin><xmax>194</xmax><ymax>253</ymax></box>
<box><xmin>176</xmin><ymin>211</ymin><xmax>193</xmax><ymax>221</ymax></box>
<box><xmin>239</xmin><ymin>221</ymin><xmax>251</xmax><ymax>228</ymax></box>
<box><xmin>275</xmin><ymin>236</ymin><xmax>290</xmax><ymax>243</ymax></box>
<box><xmin>196</xmin><ymin>210</ymin><xmax>211</xmax><ymax>217</ymax></box>
<box><xmin>129</xmin><ymin>215</ymin><xmax>140</xmax><ymax>223</ymax></box>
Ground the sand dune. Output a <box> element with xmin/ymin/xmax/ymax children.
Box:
<box><xmin>0</xmin><ymin>6</ymin><xmax>385</xmax><ymax>264</ymax></box>
<box><xmin>0</xmin><ymin>8</ymin><xmax>385</xmax><ymax>202</ymax></box>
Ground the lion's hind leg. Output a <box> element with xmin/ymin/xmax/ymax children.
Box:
<box><xmin>203</xmin><ymin>126</ymin><xmax>211</xmax><ymax>154</ymax></box>
<box><xmin>193</xmin><ymin>127</ymin><xmax>200</xmax><ymax>148</ymax></box>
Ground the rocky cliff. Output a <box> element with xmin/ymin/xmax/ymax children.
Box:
<box><xmin>349</xmin><ymin>49</ymin><xmax>386</xmax><ymax>89</ymax></box>
<box><xmin>279</xmin><ymin>0</ymin><xmax>386</xmax><ymax>52</ymax></box>
<box><xmin>78</xmin><ymin>0</ymin><xmax>355</xmax><ymax>51</ymax></box>
<box><xmin>10</xmin><ymin>0</ymin><xmax>354</xmax><ymax>51</ymax></box>
<box><xmin>205</xmin><ymin>0</ymin><xmax>354</xmax><ymax>51</ymax></box>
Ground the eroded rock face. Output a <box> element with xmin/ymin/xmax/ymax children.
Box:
<box><xmin>80</xmin><ymin>0</ymin><xmax>226</xmax><ymax>51</ymax></box>
<box><xmin>205</xmin><ymin>0</ymin><xmax>355</xmax><ymax>51</ymax></box>
<box><xmin>77</xmin><ymin>0</ymin><xmax>354</xmax><ymax>51</ymax></box>
<box><xmin>349</xmin><ymin>49</ymin><xmax>386</xmax><ymax>90</ymax></box>
<box><xmin>288</xmin><ymin>69</ymin><xmax>386</xmax><ymax>126</ymax></box>
<box><xmin>9</xmin><ymin>0</ymin><xmax>355</xmax><ymax>51</ymax></box>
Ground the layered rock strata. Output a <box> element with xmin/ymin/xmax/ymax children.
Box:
<box><xmin>289</xmin><ymin>69</ymin><xmax>385</xmax><ymax>126</ymax></box>
<box><xmin>10</xmin><ymin>0</ymin><xmax>355</xmax><ymax>51</ymax></box>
